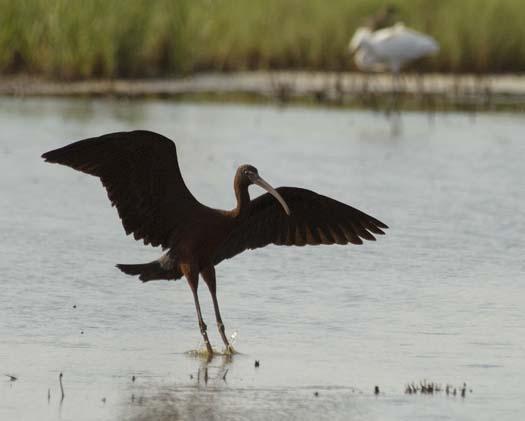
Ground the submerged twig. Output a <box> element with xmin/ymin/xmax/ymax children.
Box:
<box><xmin>59</xmin><ymin>372</ymin><xmax>65</xmax><ymax>401</ymax></box>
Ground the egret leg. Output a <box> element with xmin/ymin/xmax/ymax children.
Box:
<box><xmin>201</xmin><ymin>266</ymin><xmax>233</xmax><ymax>353</ymax></box>
<box><xmin>387</xmin><ymin>72</ymin><xmax>401</xmax><ymax>110</ymax></box>
<box><xmin>183</xmin><ymin>266</ymin><xmax>213</xmax><ymax>356</ymax></box>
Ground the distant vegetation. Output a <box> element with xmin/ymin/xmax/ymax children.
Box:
<box><xmin>1</xmin><ymin>0</ymin><xmax>524</xmax><ymax>79</ymax></box>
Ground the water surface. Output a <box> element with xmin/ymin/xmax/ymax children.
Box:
<box><xmin>0</xmin><ymin>98</ymin><xmax>524</xmax><ymax>420</ymax></box>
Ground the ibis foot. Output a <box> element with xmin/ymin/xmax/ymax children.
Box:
<box><xmin>224</xmin><ymin>344</ymin><xmax>236</xmax><ymax>355</ymax></box>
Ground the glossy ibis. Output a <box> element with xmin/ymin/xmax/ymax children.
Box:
<box><xmin>42</xmin><ymin>130</ymin><xmax>388</xmax><ymax>355</ymax></box>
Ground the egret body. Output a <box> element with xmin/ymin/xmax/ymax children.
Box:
<box><xmin>349</xmin><ymin>23</ymin><xmax>439</xmax><ymax>74</ymax></box>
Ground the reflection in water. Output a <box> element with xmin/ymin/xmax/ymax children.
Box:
<box><xmin>125</xmin><ymin>353</ymin><xmax>307</xmax><ymax>421</ymax></box>
<box><xmin>127</xmin><ymin>355</ymin><xmax>232</xmax><ymax>421</ymax></box>
<box><xmin>129</xmin><ymin>386</ymin><xmax>244</xmax><ymax>421</ymax></box>
<box><xmin>124</xmin><ymin>357</ymin><xmax>366</xmax><ymax>421</ymax></box>
<box><xmin>386</xmin><ymin>109</ymin><xmax>403</xmax><ymax>138</ymax></box>
<box><xmin>194</xmin><ymin>353</ymin><xmax>232</xmax><ymax>385</ymax></box>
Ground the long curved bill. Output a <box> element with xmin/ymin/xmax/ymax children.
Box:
<box><xmin>253</xmin><ymin>176</ymin><xmax>291</xmax><ymax>216</ymax></box>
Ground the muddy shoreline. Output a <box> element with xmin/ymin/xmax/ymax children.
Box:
<box><xmin>2</xmin><ymin>72</ymin><xmax>525</xmax><ymax>110</ymax></box>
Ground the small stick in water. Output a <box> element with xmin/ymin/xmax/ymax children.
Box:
<box><xmin>4</xmin><ymin>374</ymin><xmax>17</xmax><ymax>382</ymax></box>
<box><xmin>222</xmin><ymin>369</ymin><xmax>229</xmax><ymax>382</ymax></box>
<box><xmin>48</xmin><ymin>388</ymin><xmax>51</xmax><ymax>403</ymax></box>
<box><xmin>59</xmin><ymin>372</ymin><xmax>65</xmax><ymax>401</ymax></box>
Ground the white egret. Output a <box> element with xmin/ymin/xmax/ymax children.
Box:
<box><xmin>349</xmin><ymin>23</ymin><xmax>439</xmax><ymax>74</ymax></box>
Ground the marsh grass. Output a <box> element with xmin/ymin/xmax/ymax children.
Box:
<box><xmin>1</xmin><ymin>0</ymin><xmax>525</xmax><ymax>79</ymax></box>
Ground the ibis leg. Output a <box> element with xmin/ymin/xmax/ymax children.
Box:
<box><xmin>201</xmin><ymin>266</ymin><xmax>233</xmax><ymax>353</ymax></box>
<box><xmin>184</xmin><ymin>267</ymin><xmax>213</xmax><ymax>356</ymax></box>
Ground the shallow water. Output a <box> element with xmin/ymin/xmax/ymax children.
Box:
<box><xmin>0</xmin><ymin>98</ymin><xmax>524</xmax><ymax>420</ymax></box>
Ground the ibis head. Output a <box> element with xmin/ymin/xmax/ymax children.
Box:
<box><xmin>236</xmin><ymin>164</ymin><xmax>291</xmax><ymax>216</ymax></box>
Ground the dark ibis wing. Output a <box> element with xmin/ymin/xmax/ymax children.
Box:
<box><xmin>214</xmin><ymin>187</ymin><xmax>388</xmax><ymax>264</ymax></box>
<box><xmin>42</xmin><ymin>130</ymin><xmax>200</xmax><ymax>248</ymax></box>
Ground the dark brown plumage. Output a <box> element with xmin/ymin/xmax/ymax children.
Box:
<box><xmin>42</xmin><ymin>130</ymin><xmax>388</xmax><ymax>355</ymax></box>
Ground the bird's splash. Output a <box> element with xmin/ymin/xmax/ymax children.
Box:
<box><xmin>187</xmin><ymin>331</ymin><xmax>238</xmax><ymax>358</ymax></box>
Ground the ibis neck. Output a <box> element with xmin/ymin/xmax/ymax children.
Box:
<box><xmin>233</xmin><ymin>182</ymin><xmax>251</xmax><ymax>218</ymax></box>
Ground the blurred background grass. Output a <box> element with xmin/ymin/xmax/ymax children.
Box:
<box><xmin>1</xmin><ymin>0</ymin><xmax>524</xmax><ymax>79</ymax></box>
